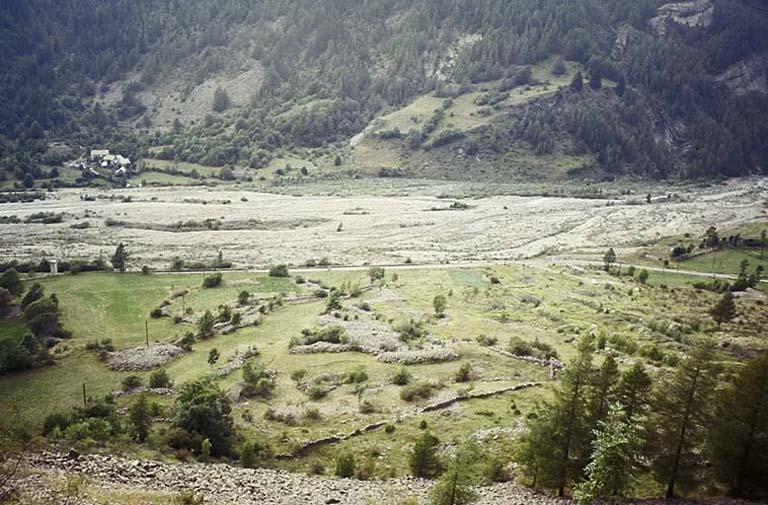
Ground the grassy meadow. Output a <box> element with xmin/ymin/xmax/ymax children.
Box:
<box><xmin>1</xmin><ymin>260</ymin><xmax>766</xmax><ymax>480</ymax></box>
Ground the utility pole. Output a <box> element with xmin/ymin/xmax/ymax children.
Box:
<box><xmin>82</xmin><ymin>383</ymin><xmax>87</xmax><ymax>407</ymax></box>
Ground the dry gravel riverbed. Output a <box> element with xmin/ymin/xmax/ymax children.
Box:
<box><xmin>1</xmin><ymin>178</ymin><xmax>765</xmax><ymax>269</ymax></box>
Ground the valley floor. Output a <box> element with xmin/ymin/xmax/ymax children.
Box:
<box><xmin>0</xmin><ymin>178</ymin><xmax>765</xmax><ymax>269</ymax></box>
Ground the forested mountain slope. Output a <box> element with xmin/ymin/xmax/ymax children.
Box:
<box><xmin>1</xmin><ymin>0</ymin><xmax>767</xmax><ymax>184</ymax></box>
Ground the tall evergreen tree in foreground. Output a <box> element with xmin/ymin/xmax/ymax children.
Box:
<box><xmin>518</xmin><ymin>335</ymin><xmax>597</xmax><ymax>496</ymax></box>
<box><xmin>707</xmin><ymin>353</ymin><xmax>768</xmax><ymax>498</ymax></box>
<box><xmin>651</xmin><ymin>339</ymin><xmax>720</xmax><ymax>498</ymax></box>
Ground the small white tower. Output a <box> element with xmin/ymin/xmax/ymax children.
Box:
<box><xmin>50</xmin><ymin>259</ymin><xmax>58</xmax><ymax>275</ymax></box>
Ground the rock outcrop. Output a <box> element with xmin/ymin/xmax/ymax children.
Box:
<box><xmin>651</xmin><ymin>0</ymin><xmax>714</xmax><ymax>35</ymax></box>
<box><xmin>105</xmin><ymin>344</ymin><xmax>185</xmax><ymax>371</ymax></box>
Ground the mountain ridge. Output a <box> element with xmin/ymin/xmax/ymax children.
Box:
<box><xmin>1</xmin><ymin>0</ymin><xmax>767</xmax><ymax>186</ymax></box>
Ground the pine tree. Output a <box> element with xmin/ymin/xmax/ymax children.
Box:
<box><xmin>241</xmin><ymin>440</ymin><xmax>257</xmax><ymax>468</ymax></box>
<box><xmin>570</xmin><ymin>71</ymin><xmax>584</xmax><ymax>91</ymax></box>
<box><xmin>212</xmin><ymin>87</ymin><xmax>231</xmax><ymax>113</ymax></box>
<box><xmin>588</xmin><ymin>69</ymin><xmax>602</xmax><ymax>90</ymax></box>
<box><xmin>603</xmin><ymin>248</ymin><xmax>616</xmax><ymax>272</ymax></box>
<box><xmin>111</xmin><ymin>243</ymin><xmax>128</xmax><ymax>272</ymax></box>
<box><xmin>429</xmin><ymin>444</ymin><xmax>477</xmax><ymax>505</ymax></box>
<box><xmin>129</xmin><ymin>392</ymin><xmax>151</xmax><ymax>442</ymax></box>
<box><xmin>651</xmin><ymin>339</ymin><xmax>720</xmax><ymax>498</ymax></box>
<box><xmin>707</xmin><ymin>353</ymin><xmax>768</xmax><ymax>498</ymax></box>
<box><xmin>198</xmin><ymin>310</ymin><xmax>215</xmax><ymax>337</ymax></box>
<box><xmin>711</xmin><ymin>292</ymin><xmax>736</xmax><ymax>327</ymax></box>
<box><xmin>207</xmin><ymin>347</ymin><xmax>220</xmax><ymax>367</ymax></box>
<box><xmin>409</xmin><ymin>432</ymin><xmax>442</xmax><ymax>478</ymax></box>
<box><xmin>617</xmin><ymin>362</ymin><xmax>652</xmax><ymax>419</ymax></box>
<box><xmin>518</xmin><ymin>336</ymin><xmax>597</xmax><ymax>496</ymax></box>
<box><xmin>615</xmin><ymin>74</ymin><xmax>626</xmax><ymax>97</ymax></box>
<box><xmin>573</xmin><ymin>404</ymin><xmax>644</xmax><ymax>504</ymax></box>
<box><xmin>552</xmin><ymin>58</ymin><xmax>566</xmax><ymax>76</ymax></box>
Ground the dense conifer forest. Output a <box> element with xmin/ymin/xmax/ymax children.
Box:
<box><xmin>1</xmin><ymin>0</ymin><xmax>767</xmax><ymax>181</ymax></box>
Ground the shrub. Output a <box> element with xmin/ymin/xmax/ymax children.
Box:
<box><xmin>476</xmin><ymin>334</ymin><xmax>497</xmax><ymax>347</ymax></box>
<box><xmin>198</xmin><ymin>310</ymin><xmax>215</xmax><ymax>338</ymax></box>
<box><xmin>240</xmin><ymin>438</ymin><xmax>273</xmax><ymax>468</ymax></box>
<box><xmin>202</xmin><ymin>273</ymin><xmax>223</xmax><ymax>288</ymax></box>
<box><xmin>85</xmin><ymin>338</ymin><xmax>114</xmax><ymax>353</ymax></box>
<box><xmin>345</xmin><ymin>366</ymin><xmax>368</xmax><ymax>384</ymax></box>
<box><xmin>508</xmin><ymin>336</ymin><xmax>558</xmax><ymax>360</ymax></box>
<box><xmin>290</xmin><ymin>369</ymin><xmax>307</xmax><ymax>384</ymax></box>
<box><xmin>20</xmin><ymin>283</ymin><xmax>44</xmax><ymax>309</ymax></box>
<box><xmin>268</xmin><ymin>264</ymin><xmax>289</xmax><ymax>277</ymax></box>
<box><xmin>217</xmin><ymin>304</ymin><xmax>232</xmax><ymax>323</ymax></box>
<box><xmin>122</xmin><ymin>375</ymin><xmax>143</xmax><ymax>391</ymax></box>
<box><xmin>607</xmin><ymin>334</ymin><xmax>638</xmax><ymax>355</ymax></box>
<box><xmin>454</xmin><ymin>363</ymin><xmax>473</xmax><ymax>383</ymax></box>
<box><xmin>433</xmin><ymin>294</ymin><xmax>447</xmax><ymax>317</ymax></box>
<box><xmin>173</xmin><ymin>377</ymin><xmax>234</xmax><ymax>456</ymax></box>
<box><xmin>335</xmin><ymin>453</ymin><xmax>356</xmax><ymax>478</ymax></box>
<box><xmin>149</xmin><ymin>369</ymin><xmax>172</xmax><ymax>389</ymax></box>
<box><xmin>395</xmin><ymin>319</ymin><xmax>426</xmax><ymax>342</ymax></box>
<box><xmin>174</xmin><ymin>491</ymin><xmax>204</xmax><ymax>505</ymax></box>
<box><xmin>308</xmin><ymin>461</ymin><xmax>325</xmax><ymax>475</ymax></box>
<box><xmin>242</xmin><ymin>361</ymin><xmax>275</xmax><ymax>399</ymax></box>
<box><xmin>64</xmin><ymin>418</ymin><xmax>112</xmax><ymax>442</ymax></box>
<box><xmin>0</xmin><ymin>268</ymin><xmax>23</xmax><ymax>295</ymax></box>
<box><xmin>300</xmin><ymin>325</ymin><xmax>347</xmax><ymax>345</ymax></box>
<box><xmin>391</xmin><ymin>367</ymin><xmax>412</xmax><ymax>385</ymax></box>
<box><xmin>400</xmin><ymin>383</ymin><xmax>434</xmax><ymax>402</ymax></box>
<box><xmin>170</xmin><ymin>257</ymin><xmax>185</xmax><ymax>271</ymax></box>
<box><xmin>359</xmin><ymin>400</ymin><xmax>375</xmax><ymax>414</ymax></box>
<box><xmin>178</xmin><ymin>332</ymin><xmax>196</xmax><ymax>351</ymax></box>
<box><xmin>324</xmin><ymin>290</ymin><xmax>343</xmax><ymax>313</ymax></box>
<box><xmin>43</xmin><ymin>412</ymin><xmax>71</xmax><ymax>436</ymax></box>
<box><xmin>303</xmin><ymin>407</ymin><xmax>322</xmax><ymax>421</ymax></box>
<box><xmin>409</xmin><ymin>433</ymin><xmax>441</xmax><ymax>478</ymax></box>
<box><xmin>483</xmin><ymin>456</ymin><xmax>509</xmax><ymax>482</ymax></box>
<box><xmin>237</xmin><ymin>290</ymin><xmax>250</xmax><ymax>306</ymax></box>
<box><xmin>306</xmin><ymin>385</ymin><xmax>329</xmax><ymax>400</ymax></box>
<box><xmin>150</xmin><ymin>307</ymin><xmax>164</xmax><ymax>318</ymax></box>
<box><xmin>384</xmin><ymin>424</ymin><xmax>396</xmax><ymax>434</ymax></box>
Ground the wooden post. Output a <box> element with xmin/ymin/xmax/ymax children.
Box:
<box><xmin>82</xmin><ymin>383</ymin><xmax>87</xmax><ymax>407</ymax></box>
<box><xmin>145</xmin><ymin>320</ymin><xmax>149</xmax><ymax>347</ymax></box>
